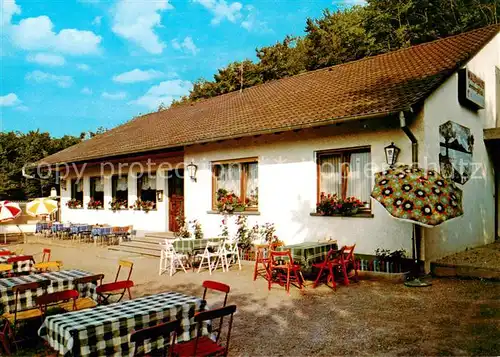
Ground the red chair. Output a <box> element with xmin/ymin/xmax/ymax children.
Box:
<box><xmin>202</xmin><ymin>280</ymin><xmax>230</xmax><ymax>308</ymax></box>
<box><xmin>253</xmin><ymin>242</ymin><xmax>284</xmax><ymax>281</ymax></box>
<box><xmin>96</xmin><ymin>260</ymin><xmax>134</xmax><ymax>305</ymax></box>
<box><xmin>312</xmin><ymin>247</ymin><xmax>345</xmax><ymax>290</ymax></box>
<box><xmin>268</xmin><ymin>250</ymin><xmax>303</xmax><ymax>294</ymax></box>
<box><xmin>0</xmin><ymin>251</ymin><xmax>12</xmax><ymax>257</ymax></box>
<box><xmin>41</xmin><ymin>248</ymin><xmax>51</xmax><ymax>263</ymax></box>
<box><xmin>36</xmin><ymin>290</ymin><xmax>78</xmax><ymax>317</ymax></box>
<box><xmin>340</xmin><ymin>244</ymin><xmax>358</xmax><ymax>285</ymax></box>
<box><xmin>0</xmin><ymin>318</ymin><xmax>13</xmax><ymax>356</ymax></box>
<box><xmin>173</xmin><ymin>305</ymin><xmax>237</xmax><ymax>357</ymax></box>
<box><xmin>130</xmin><ymin>319</ymin><xmax>180</xmax><ymax>357</ymax></box>
<box><xmin>63</xmin><ymin>274</ymin><xmax>104</xmax><ymax>311</ymax></box>
<box><xmin>6</xmin><ymin>255</ymin><xmax>34</xmax><ymax>264</ymax></box>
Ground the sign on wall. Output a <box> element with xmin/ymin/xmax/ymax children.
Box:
<box><xmin>439</xmin><ymin>121</ymin><xmax>474</xmax><ymax>185</ymax></box>
<box><xmin>458</xmin><ymin>68</ymin><xmax>485</xmax><ymax>110</ymax></box>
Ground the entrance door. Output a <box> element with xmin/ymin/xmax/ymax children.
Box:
<box><xmin>168</xmin><ymin>169</ymin><xmax>184</xmax><ymax>232</ymax></box>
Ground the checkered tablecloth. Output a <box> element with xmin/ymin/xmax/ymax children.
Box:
<box><xmin>39</xmin><ymin>291</ymin><xmax>209</xmax><ymax>357</ymax></box>
<box><xmin>36</xmin><ymin>222</ymin><xmax>51</xmax><ymax>233</ymax></box>
<box><xmin>71</xmin><ymin>225</ymin><xmax>93</xmax><ymax>234</ymax></box>
<box><xmin>0</xmin><ymin>269</ymin><xmax>98</xmax><ymax>314</ymax></box>
<box><xmin>52</xmin><ymin>223</ymin><xmax>71</xmax><ymax>233</ymax></box>
<box><xmin>0</xmin><ymin>255</ymin><xmax>34</xmax><ymax>274</ymax></box>
<box><xmin>278</xmin><ymin>241</ymin><xmax>338</xmax><ymax>273</ymax></box>
<box><xmin>91</xmin><ymin>227</ymin><xmax>112</xmax><ymax>236</ymax></box>
<box><xmin>173</xmin><ymin>238</ymin><xmax>225</xmax><ymax>254</ymax></box>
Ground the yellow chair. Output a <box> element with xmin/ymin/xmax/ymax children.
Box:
<box><xmin>0</xmin><ymin>264</ymin><xmax>13</xmax><ymax>273</ymax></box>
<box><xmin>34</xmin><ymin>260</ymin><xmax>63</xmax><ymax>272</ymax></box>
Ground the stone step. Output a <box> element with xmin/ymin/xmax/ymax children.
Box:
<box><xmin>108</xmin><ymin>245</ymin><xmax>161</xmax><ymax>257</ymax></box>
<box><xmin>138</xmin><ymin>236</ymin><xmax>170</xmax><ymax>244</ymax></box>
<box><xmin>145</xmin><ymin>232</ymin><xmax>176</xmax><ymax>239</ymax></box>
<box><xmin>120</xmin><ymin>241</ymin><xmax>163</xmax><ymax>251</ymax></box>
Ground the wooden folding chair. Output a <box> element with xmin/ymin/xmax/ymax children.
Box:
<box><xmin>253</xmin><ymin>242</ymin><xmax>284</xmax><ymax>281</ymax></box>
<box><xmin>173</xmin><ymin>305</ymin><xmax>237</xmax><ymax>357</ymax></box>
<box><xmin>130</xmin><ymin>319</ymin><xmax>180</xmax><ymax>356</ymax></box>
<box><xmin>0</xmin><ymin>251</ymin><xmax>12</xmax><ymax>257</ymax></box>
<box><xmin>36</xmin><ymin>290</ymin><xmax>78</xmax><ymax>317</ymax></box>
<box><xmin>340</xmin><ymin>244</ymin><xmax>358</xmax><ymax>285</ymax></box>
<box><xmin>34</xmin><ymin>260</ymin><xmax>62</xmax><ymax>273</ymax></box>
<box><xmin>312</xmin><ymin>247</ymin><xmax>345</xmax><ymax>290</ymax></box>
<box><xmin>60</xmin><ymin>274</ymin><xmax>104</xmax><ymax>311</ymax></box>
<box><xmin>0</xmin><ymin>264</ymin><xmax>13</xmax><ymax>277</ymax></box>
<box><xmin>0</xmin><ymin>318</ymin><xmax>14</xmax><ymax>356</ymax></box>
<box><xmin>202</xmin><ymin>280</ymin><xmax>230</xmax><ymax>308</ymax></box>
<box><xmin>96</xmin><ymin>260</ymin><xmax>134</xmax><ymax>305</ymax></box>
<box><xmin>268</xmin><ymin>250</ymin><xmax>304</xmax><ymax>294</ymax></box>
<box><xmin>41</xmin><ymin>248</ymin><xmax>51</xmax><ymax>263</ymax></box>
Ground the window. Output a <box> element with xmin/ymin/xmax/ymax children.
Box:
<box><xmin>89</xmin><ymin>177</ymin><xmax>104</xmax><ymax>208</ymax></box>
<box><xmin>317</xmin><ymin>148</ymin><xmax>371</xmax><ymax>210</ymax></box>
<box><xmin>212</xmin><ymin>158</ymin><xmax>258</xmax><ymax>211</ymax></box>
<box><xmin>70</xmin><ymin>179</ymin><xmax>83</xmax><ymax>204</ymax></box>
<box><xmin>137</xmin><ymin>173</ymin><xmax>157</xmax><ymax>209</ymax></box>
<box><xmin>112</xmin><ymin>175</ymin><xmax>128</xmax><ymax>205</ymax></box>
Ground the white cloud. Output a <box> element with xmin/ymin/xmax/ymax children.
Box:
<box><xmin>241</xmin><ymin>5</ymin><xmax>270</xmax><ymax>33</ymax></box>
<box><xmin>26</xmin><ymin>52</ymin><xmax>65</xmax><ymax>66</ymax></box>
<box><xmin>102</xmin><ymin>91</ymin><xmax>127</xmax><ymax>100</ymax></box>
<box><xmin>0</xmin><ymin>93</ymin><xmax>21</xmax><ymax>107</ymax></box>
<box><xmin>10</xmin><ymin>16</ymin><xmax>101</xmax><ymax>55</ymax></box>
<box><xmin>1</xmin><ymin>0</ymin><xmax>21</xmax><ymax>26</ymax></box>
<box><xmin>92</xmin><ymin>16</ymin><xmax>102</xmax><ymax>26</ymax></box>
<box><xmin>81</xmin><ymin>87</ymin><xmax>93</xmax><ymax>95</ymax></box>
<box><xmin>112</xmin><ymin>69</ymin><xmax>164</xmax><ymax>83</ymax></box>
<box><xmin>77</xmin><ymin>63</ymin><xmax>91</xmax><ymax>71</ymax></box>
<box><xmin>25</xmin><ymin>70</ymin><xmax>73</xmax><ymax>88</ymax></box>
<box><xmin>130</xmin><ymin>79</ymin><xmax>191</xmax><ymax>109</ymax></box>
<box><xmin>171</xmin><ymin>36</ymin><xmax>199</xmax><ymax>55</ymax></box>
<box><xmin>112</xmin><ymin>0</ymin><xmax>173</xmax><ymax>54</ymax></box>
<box><xmin>194</xmin><ymin>0</ymin><xmax>242</xmax><ymax>25</ymax></box>
<box><xmin>14</xmin><ymin>105</ymin><xmax>29</xmax><ymax>112</ymax></box>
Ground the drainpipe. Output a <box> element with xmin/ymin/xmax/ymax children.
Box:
<box><xmin>399</xmin><ymin>111</ymin><xmax>422</xmax><ymax>270</ymax></box>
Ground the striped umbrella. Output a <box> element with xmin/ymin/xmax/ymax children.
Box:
<box><xmin>26</xmin><ymin>198</ymin><xmax>58</xmax><ymax>217</ymax></box>
<box><xmin>0</xmin><ymin>201</ymin><xmax>22</xmax><ymax>222</ymax></box>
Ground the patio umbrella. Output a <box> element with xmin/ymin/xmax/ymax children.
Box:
<box><xmin>371</xmin><ymin>165</ymin><xmax>464</xmax><ymax>286</ymax></box>
<box><xmin>26</xmin><ymin>198</ymin><xmax>58</xmax><ymax>217</ymax></box>
<box><xmin>0</xmin><ymin>201</ymin><xmax>22</xmax><ymax>244</ymax></box>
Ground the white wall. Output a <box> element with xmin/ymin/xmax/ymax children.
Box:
<box><xmin>421</xmin><ymin>33</ymin><xmax>500</xmax><ymax>263</ymax></box>
<box><xmin>184</xmin><ymin>119</ymin><xmax>424</xmax><ymax>257</ymax></box>
<box><xmin>60</xmin><ymin>173</ymin><xmax>169</xmax><ymax>232</ymax></box>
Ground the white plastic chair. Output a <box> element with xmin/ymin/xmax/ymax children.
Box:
<box><xmin>224</xmin><ymin>237</ymin><xmax>242</xmax><ymax>270</ymax></box>
<box><xmin>196</xmin><ymin>241</ymin><xmax>227</xmax><ymax>275</ymax></box>
<box><xmin>159</xmin><ymin>239</ymin><xmax>188</xmax><ymax>276</ymax></box>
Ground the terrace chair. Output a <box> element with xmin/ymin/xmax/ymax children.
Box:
<box><xmin>96</xmin><ymin>260</ymin><xmax>134</xmax><ymax>305</ymax></box>
<box><xmin>312</xmin><ymin>247</ymin><xmax>345</xmax><ymax>290</ymax></box>
<box><xmin>3</xmin><ymin>280</ymin><xmax>51</xmax><ymax>347</ymax></box>
<box><xmin>268</xmin><ymin>250</ymin><xmax>304</xmax><ymax>294</ymax></box>
<box><xmin>36</xmin><ymin>290</ymin><xmax>78</xmax><ymax>317</ymax></box>
<box><xmin>0</xmin><ymin>318</ymin><xmax>14</xmax><ymax>356</ymax></box>
<box><xmin>60</xmin><ymin>274</ymin><xmax>104</xmax><ymax>311</ymax></box>
<box><xmin>6</xmin><ymin>255</ymin><xmax>34</xmax><ymax>276</ymax></box>
<box><xmin>0</xmin><ymin>264</ymin><xmax>13</xmax><ymax>277</ymax></box>
<box><xmin>223</xmin><ymin>237</ymin><xmax>241</xmax><ymax>271</ymax></box>
<box><xmin>41</xmin><ymin>248</ymin><xmax>51</xmax><ymax>263</ymax></box>
<box><xmin>0</xmin><ymin>251</ymin><xmax>12</xmax><ymax>257</ymax></box>
<box><xmin>130</xmin><ymin>319</ymin><xmax>180</xmax><ymax>357</ymax></box>
<box><xmin>253</xmin><ymin>242</ymin><xmax>284</xmax><ymax>281</ymax></box>
<box><xmin>173</xmin><ymin>305</ymin><xmax>237</xmax><ymax>357</ymax></box>
<box><xmin>196</xmin><ymin>241</ymin><xmax>227</xmax><ymax>275</ymax></box>
<box><xmin>340</xmin><ymin>244</ymin><xmax>358</xmax><ymax>285</ymax></box>
<box><xmin>34</xmin><ymin>260</ymin><xmax>62</xmax><ymax>273</ymax></box>
<box><xmin>202</xmin><ymin>280</ymin><xmax>230</xmax><ymax>308</ymax></box>
<box><xmin>159</xmin><ymin>239</ymin><xmax>188</xmax><ymax>276</ymax></box>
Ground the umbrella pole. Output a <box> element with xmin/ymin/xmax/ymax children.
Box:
<box><xmin>405</xmin><ymin>223</ymin><xmax>432</xmax><ymax>287</ymax></box>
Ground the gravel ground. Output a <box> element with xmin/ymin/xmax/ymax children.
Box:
<box><xmin>8</xmin><ymin>240</ymin><xmax>500</xmax><ymax>356</ymax></box>
<box><xmin>435</xmin><ymin>240</ymin><xmax>500</xmax><ymax>270</ymax></box>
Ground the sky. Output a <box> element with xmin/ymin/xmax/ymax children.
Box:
<box><xmin>1</xmin><ymin>0</ymin><xmax>354</xmax><ymax>137</ymax></box>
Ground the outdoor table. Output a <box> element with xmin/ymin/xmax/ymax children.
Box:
<box><xmin>39</xmin><ymin>291</ymin><xmax>209</xmax><ymax>357</ymax></box>
<box><xmin>0</xmin><ymin>254</ymin><xmax>34</xmax><ymax>274</ymax></box>
<box><xmin>173</xmin><ymin>237</ymin><xmax>225</xmax><ymax>255</ymax></box>
<box><xmin>52</xmin><ymin>223</ymin><xmax>71</xmax><ymax>233</ymax></box>
<box><xmin>278</xmin><ymin>241</ymin><xmax>338</xmax><ymax>275</ymax></box>
<box><xmin>70</xmin><ymin>224</ymin><xmax>93</xmax><ymax>234</ymax></box>
<box><xmin>91</xmin><ymin>226</ymin><xmax>112</xmax><ymax>236</ymax></box>
<box><xmin>36</xmin><ymin>222</ymin><xmax>51</xmax><ymax>234</ymax></box>
<box><xmin>0</xmin><ymin>269</ymin><xmax>98</xmax><ymax>314</ymax></box>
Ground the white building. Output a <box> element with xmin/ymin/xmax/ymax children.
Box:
<box><xmin>42</xmin><ymin>25</ymin><xmax>500</xmax><ymax>267</ymax></box>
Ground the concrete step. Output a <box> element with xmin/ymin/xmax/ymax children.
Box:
<box><xmin>120</xmin><ymin>241</ymin><xmax>163</xmax><ymax>251</ymax></box>
<box><xmin>108</xmin><ymin>245</ymin><xmax>161</xmax><ymax>257</ymax></box>
<box><xmin>145</xmin><ymin>232</ymin><xmax>176</xmax><ymax>239</ymax></box>
<box><xmin>138</xmin><ymin>236</ymin><xmax>170</xmax><ymax>244</ymax></box>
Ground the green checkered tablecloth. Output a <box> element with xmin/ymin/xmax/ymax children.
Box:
<box><xmin>278</xmin><ymin>241</ymin><xmax>338</xmax><ymax>274</ymax></box>
<box><xmin>38</xmin><ymin>291</ymin><xmax>209</xmax><ymax>357</ymax></box>
<box><xmin>173</xmin><ymin>238</ymin><xmax>225</xmax><ymax>254</ymax></box>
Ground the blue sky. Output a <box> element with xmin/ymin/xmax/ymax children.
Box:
<box><xmin>1</xmin><ymin>0</ymin><xmax>351</xmax><ymax>137</ymax></box>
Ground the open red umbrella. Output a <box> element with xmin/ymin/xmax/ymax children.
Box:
<box><xmin>0</xmin><ymin>201</ymin><xmax>22</xmax><ymax>222</ymax></box>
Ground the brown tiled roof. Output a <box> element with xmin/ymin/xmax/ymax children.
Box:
<box><xmin>43</xmin><ymin>25</ymin><xmax>500</xmax><ymax>165</ymax></box>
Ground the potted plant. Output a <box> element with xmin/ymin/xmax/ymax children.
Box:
<box><xmin>174</xmin><ymin>210</ymin><xmax>191</xmax><ymax>238</ymax></box>
<box><xmin>130</xmin><ymin>199</ymin><xmax>156</xmax><ymax>212</ymax></box>
<box><xmin>316</xmin><ymin>192</ymin><xmax>364</xmax><ymax>216</ymax></box>
<box><xmin>109</xmin><ymin>198</ymin><xmax>128</xmax><ymax>212</ymax></box>
<box><xmin>190</xmin><ymin>219</ymin><xmax>204</xmax><ymax>239</ymax></box>
<box><xmin>66</xmin><ymin>199</ymin><xmax>82</xmax><ymax>209</ymax></box>
<box><xmin>216</xmin><ymin>189</ymin><xmax>246</xmax><ymax>214</ymax></box>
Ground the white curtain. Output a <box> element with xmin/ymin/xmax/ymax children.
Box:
<box><xmin>93</xmin><ymin>177</ymin><xmax>104</xmax><ymax>192</ymax></box>
<box><xmin>75</xmin><ymin>180</ymin><xmax>83</xmax><ymax>193</ymax></box>
<box><xmin>141</xmin><ymin>176</ymin><xmax>156</xmax><ymax>190</ymax></box>
<box><xmin>246</xmin><ymin>163</ymin><xmax>258</xmax><ymax>206</ymax></box>
<box><xmin>217</xmin><ymin>164</ymin><xmax>241</xmax><ymax>197</ymax></box>
<box><xmin>347</xmin><ymin>152</ymin><xmax>371</xmax><ymax>206</ymax></box>
<box><xmin>319</xmin><ymin>155</ymin><xmax>341</xmax><ymax>196</ymax></box>
<box><xmin>116</xmin><ymin>177</ymin><xmax>128</xmax><ymax>191</ymax></box>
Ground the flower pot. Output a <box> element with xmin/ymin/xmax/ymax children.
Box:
<box><xmin>233</xmin><ymin>207</ymin><xmax>245</xmax><ymax>212</ymax></box>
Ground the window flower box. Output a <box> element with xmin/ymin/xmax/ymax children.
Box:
<box><xmin>87</xmin><ymin>198</ymin><xmax>103</xmax><ymax>210</ymax></box>
<box><xmin>66</xmin><ymin>199</ymin><xmax>83</xmax><ymax>209</ymax></box>
<box><xmin>130</xmin><ymin>199</ymin><xmax>156</xmax><ymax>213</ymax></box>
<box><xmin>216</xmin><ymin>189</ymin><xmax>247</xmax><ymax>214</ymax></box>
<box><xmin>316</xmin><ymin>192</ymin><xmax>365</xmax><ymax>216</ymax></box>
<box><xmin>109</xmin><ymin>199</ymin><xmax>128</xmax><ymax>212</ymax></box>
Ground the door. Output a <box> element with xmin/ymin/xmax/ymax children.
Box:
<box><xmin>168</xmin><ymin>169</ymin><xmax>184</xmax><ymax>232</ymax></box>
